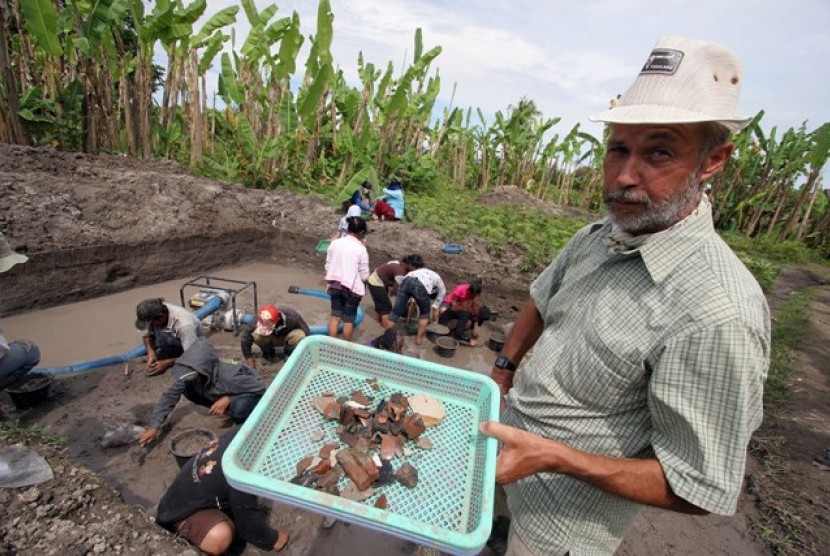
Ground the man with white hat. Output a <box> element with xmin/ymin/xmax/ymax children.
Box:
<box><xmin>0</xmin><ymin>232</ymin><xmax>41</xmax><ymax>390</ymax></box>
<box><xmin>480</xmin><ymin>37</ymin><xmax>770</xmax><ymax>554</ymax></box>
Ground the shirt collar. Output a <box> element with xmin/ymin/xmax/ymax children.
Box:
<box><xmin>597</xmin><ymin>196</ymin><xmax>715</xmax><ymax>284</ymax></box>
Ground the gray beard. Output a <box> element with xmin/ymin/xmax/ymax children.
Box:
<box><xmin>604</xmin><ymin>173</ymin><xmax>701</xmax><ymax>234</ymax></box>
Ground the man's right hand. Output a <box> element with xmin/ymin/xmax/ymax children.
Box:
<box><xmin>245</xmin><ymin>357</ymin><xmax>256</xmax><ymax>369</ymax></box>
<box><xmin>138</xmin><ymin>427</ymin><xmax>159</xmax><ymax>446</ymax></box>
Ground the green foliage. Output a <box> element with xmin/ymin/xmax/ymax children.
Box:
<box><xmin>408</xmin><ymin>183</ymin><xmax>588</xmax><ymax>270</ymax></box>
<box><xmin>765</xmin><ymin>288</ymin><xmax>813</xmax><ymax>405</ymax></box>
<box><xmin>18</xmin><ymin>81</ymin><xmax>85</xmax><ymax>150</ymax></box>
<box><xmin>0</xmin><ymin>419</ymin><xmax>69</xmax><ymax>447</ymax></box>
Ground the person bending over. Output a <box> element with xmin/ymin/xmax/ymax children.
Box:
<box><xmin>156</xmin><ymin>428</ymin><xmax>290</xmax><ymax>555</ymax></box>
<box><xmin>439</xmin><ymin>279</ymin><xmax>492</xmax><ymax>345</ymax></box>
<box><xmin>138</xmin><ymin>339</ymin><xmax>265</xmax><ymax>446</ymax></box>
<box><xmin>367</xmin><ymin>254</ymin><xmax>423</xmax><ymax>328</ymax></box>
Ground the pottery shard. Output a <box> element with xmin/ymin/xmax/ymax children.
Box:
<box><xmin>324</xmin><ymin>401</ymin><xmax>343</xmax><ymax>421</ymax></box>
<box><xmin>336</xmin><ymin>447</ymin><xmax>379</xmax><ymax>491</ymax></box>
<box><xmin>351</xmin><ymin>390</ymin><xmax>369</xmax><ymax>406</ymax></box>
<box><xmin>312</xmin><ymin>396</ymin><xmax>336</xmax><ymax>415</ymax></box>
<box><xmin>395</xmin><ymin>462</ymin><xmax>419</xmax><ymax>488</ymax></box>
<box><xmin>389</xmin><ymin>393</ymin><xmax>409</xmax><ymax>409</ymax></box>
<box><xmin>296</xmin><ymin>455</ymin><xmax>316</xmax><ymax>476</ymax></box>
<box><xmin>380</xmin><ymin>434</ymin><xmax>397</xmax><ymax>460</ymax></box>
<box><xmin>317</xmin><ymin>467</ymin><xmax>343</xmax><ymax>489</ymax></box>
<box><xmin>341</xmin><ymin>405</ymin><xmax>355</xmax><ymax>426</ymax></box>
<box><xmin>401</xmin><ymin>414</ymin><xmax>426</xmax><ymax>440</ymax></box>
<box><xmin>374</xmin><ymin>494</ymin><xmax>388</xmax><ymax>509</ymax></box>
<box><xmin>320</xmin><ymin>443</ymin><xmax>340</xmax><ymax>459</ymax></box>
<box><xmin>408</xmin><ymin>394</ymin><xmax>445</xmax><ymax>427</ymax></box>
<box><xmin>312</xmin><ymin>430</ymin><xmax>325</xmax><ymax>442</ymax></box>
<box><xmin>415</xmin><ymin>437</ymin><xmax>433</xmax><ymax>450</ymax></box>
<box><xmin>341</xmin><ymin>481</ymin><xmax>375</xmax><ymax>502</ymax></box>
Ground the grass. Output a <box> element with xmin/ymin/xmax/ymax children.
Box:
<box><xmin>746</xmin><ymin>287</ymin><xmax>817</xmax><ymax>554</ymax></box>
<box><xmin>765</xmin><ymin>287</ymin><xmax>814</xmax><ymax>405</ymax></box>
<box><xmin>0</xmin><ymin>419</ymin><xmax>69</xmax><ymax>447</ymax></box>
<box><xmin>407</xmin><ymin>183</ymin><xmax>589</xmax><ymax>272</ymax></box>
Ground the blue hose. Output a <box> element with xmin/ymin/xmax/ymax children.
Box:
<box><xmin>286</xmin><ymin>286</ymin><xmax>363</xmax><ymax>334</ymax></box>
<box><xmin>31</xmin><ymin>288</ymin><xmax>363</xmax><ymax>376</ymax></box>
<box><xmin>32</xmin><ymin>295</ymin><xmax>226</xmax><ymax>376</ymax></box>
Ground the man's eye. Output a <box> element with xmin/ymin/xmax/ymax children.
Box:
<box><xmin>651</xmin><ymin>149</ymin><xmax>671</xmax><ymax>159</ymax></box>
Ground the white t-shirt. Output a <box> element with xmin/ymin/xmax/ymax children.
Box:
<box><xmin>338</xmin><ymin>205</ymin><xmax>363</xmax><ymax>236</ymax></box>
<box><xmin>140</xmin><ymin>303</ymin><xmax>203</xmax><ymax>350</ymax></box>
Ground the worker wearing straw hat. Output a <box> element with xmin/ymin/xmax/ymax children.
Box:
<box><xmin>0</xmin><ymin>233</ymin><xmax>41</xmax><ymax>390</ymax></box>
<box><xmin>480</xmin><ymin>37</ymin><xmax>770</xmax><ymax>555</ymax></box>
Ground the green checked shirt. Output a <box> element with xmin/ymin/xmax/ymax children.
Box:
<box><xmin>502</xmin><ymin>200</ymin><xmax>770</xmax><ymax>555</ymax></box>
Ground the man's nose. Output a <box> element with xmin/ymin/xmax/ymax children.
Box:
<box><xmin>615</xmin><ymin>154</ymin><xmax>644</xmax><ymax>188</ymax></box>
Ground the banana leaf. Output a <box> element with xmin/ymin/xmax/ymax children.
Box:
<box><xmin>20</xmin><ymin>0</ymin><xmax>62</xmax><ymax>56</ymax></box>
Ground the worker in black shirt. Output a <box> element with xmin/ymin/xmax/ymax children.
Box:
<box><xmin>156</xmin><ymin>428</ymin><xmax>289</xmax><ymax>554</ymax></box>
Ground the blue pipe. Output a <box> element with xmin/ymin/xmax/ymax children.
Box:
<box><xmin>32</xmin><ymin>295</ymin><xmax>226</xmax><ymax>376</ymax></box>
<box><xmin>239</xmin><ymin>286</ymin><xmax>363</xmax><ymax>334</ymax></box>
<box><xmin>31</xmin><ymin>288</ymin><xmax>363</xmax><ymax>376</ymax></box>
<box><xmin>288</xmin><ymin>285</ymin><xmax>363</xmax><ymax>334</ymax></box>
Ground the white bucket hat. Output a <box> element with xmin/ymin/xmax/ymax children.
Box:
<box><xmin>590</xmin><ymin>36</ymin><xmax>751</xmax><ymax>132</ymax></box>
<box><xmin>0</xmin><ymin>233</ymin><xmax>28</xmax><ymax>273</ymax></box>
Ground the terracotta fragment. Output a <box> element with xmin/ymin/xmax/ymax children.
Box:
<box><xmin>389</xmin><ymin>393</ymin><xmax>409</xmax><ymax>409</ymax></box>
<box><xmin>314</xmin><ymin>460</ymin><xmax>332</xmax><ymax>475</ymax></box>
<box><xmin>336</xmin><ymin>447</ymin><xmax>379</xmax><ymax>490</ymax></box>
<box><xmin>312</xmin><ymin>395</ymin><xmax>336</xmax><ymax>415</ymax></box>
<box><xmin>341</xmin><ymin>481</ymin><xmax>375</xmax><ymax>501</ymax></box>
<box><xmin>320</xmin><ymin>443</ymin><xmax>340</xmax><ymax>459</ymax></box>
<box><xmin>317</xmin><ymin>467</ymin><xmax>343</xmax><ymax>489</ymax></box>
<box><xmin>324</xmin><ymin>401</ymin><xmax>343</xmax><ymax>421</ymax></box>
<box><xmin>296</xmin><ymin>455</ymin><xmax>316</xmax><ymax>475</ymax></box>
<box><xmin>351</xmin><ymin>390</ymin><xmax>369</xmax><ymax>405</ymax></box>
<box><xmin>401</xmin><ymin>414</ymin><xmax>426</xmax><ymax>440</ymax></box>
<box><xmin>380</xmin><ymin>434</ymin><xmax>397</xmax><ymax>460</ymax></box>
<box><xmin>374</xmin><ymin>494</ymin><xmax>388</xmax><ymax>509</ymax></box>
<box><xmin>415</xmin><ymin>437</ymin><xmax>433</xmax><ymax>450</ymax></box>
<box><xmin>370</xmin><ymin>382</ymin><xmax>380</xmax><ymax>392</ymax></box>
<box><xmin>395</xmin><ymin>462</ymin><xmax>419</xmax><ymax>488</ymax></box>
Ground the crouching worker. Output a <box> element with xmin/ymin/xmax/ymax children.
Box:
<box><xmin>135</xmin><ymin>298</ymin><xmax>203</xmax><ymax>376</ymax></box>
<box><xmin>138</xmin><ymin>339</ymin><xmax>265</xmax><ymax>446</ymax></box>
<box><xmin>240</xmin><ymin>304</ymin><xmax>310</xmax><ymax>369</ymax></box>
<box><xmin>156</xmin><ymin>429</ymin><xmax>290</xmax><ymax>555</ymax></box>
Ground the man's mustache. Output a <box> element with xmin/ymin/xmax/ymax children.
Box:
<box><xmin>604</xmin><ymin>190</ymin><xmax>650</xmax><ymax>204</ymax></box>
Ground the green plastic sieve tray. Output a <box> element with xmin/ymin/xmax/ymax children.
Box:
<box><xmin>223</xmin><ymin>336</ymin><xmax>499</xmax><ymax>555</ymax></box>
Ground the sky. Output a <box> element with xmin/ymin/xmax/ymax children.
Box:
<box><xmin>187</xmin><ymin>0</ymin><xmax>830</xmax><ymax>154</ymax></box>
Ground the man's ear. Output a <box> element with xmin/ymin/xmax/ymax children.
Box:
<box><xmin>699</xmin><ymin>142</ymin><xmax>734</xmax><ymax>182</ymax></box>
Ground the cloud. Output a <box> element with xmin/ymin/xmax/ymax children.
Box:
<box><xmin>184</xmin><ymin>0</ymin><xmax>829</xmax><ymax>141</ymax></box>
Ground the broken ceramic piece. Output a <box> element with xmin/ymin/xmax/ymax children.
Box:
<box><xmin>336</xmin><ymin>447</ymin><xmax>379</xmax><ymax>491</ymax></box>
<box><xmin>341</xmin><ymin>481</ymin><xmax>376</xmax><ymax>501</ymax></box>
<box><xmin>415</xmin><ymin>437</ymin><xmax>433</xmax><ymax>450</ymax></box>
<box><xmin>408</xmin><ymin>394</ymin><xmax>445</xmax><ymax>427</ymax></box>
<box><xmin>374</xmin><ymin>494</ymin><xmax>388</xmax><ymax>509</ymax></box>
<box><xmin>395</xmin><ymin>462</ymin><xmax>419</xmax><ymax>488</ymax></box>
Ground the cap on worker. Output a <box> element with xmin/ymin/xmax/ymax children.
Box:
<box><xmin>255</xmin><ymin>304</ymin><xmax>281</xmax><ymax>336</ymax></box>
<box><xmin>135</xmin><ymin>298</ymin><xmax>167</xmax><ymax>330</ymax></box>
<box><xmin>589</xmin><ymin>36</ymin><xmax>751</xmax><ymax>132</ymax></box>
<box><xmin>0</xmin><ymin>232</ymin><xmax>28</xmax><ymax>274</ymax></box>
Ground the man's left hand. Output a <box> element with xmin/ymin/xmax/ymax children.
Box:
<box><xmin>479</xmin><ymin>421</ymin><xmax>561</xmax><ymax>485</ymax></box>
<box><xmin>209</xmin><ymin>396</ymin><xmax>231</xmax><ymax>416</ymax></box>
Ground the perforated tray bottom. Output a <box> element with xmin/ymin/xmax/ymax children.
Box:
<box><xmin>224</xmin><ymin>337</ymin><xmax>499</xmax><ymax>555</ymax></box>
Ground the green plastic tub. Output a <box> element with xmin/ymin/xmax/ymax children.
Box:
<box><xmin>223</xmin><ymin>336</ymin><xmax>499</xmax><ymax>555</ymax></box>
<box><xmin>315</xmin><ymin>239</ymin><xmax>331</xmax><ymax>254</ymax></box>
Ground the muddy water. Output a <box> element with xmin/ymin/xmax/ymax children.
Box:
<box><xmin>1</xmin><ymin>260</ymin><xmax>501</xmax><ymax>374</ymax></box>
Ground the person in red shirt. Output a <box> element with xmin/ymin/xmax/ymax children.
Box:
<box><xmin>439</xmin><ymin>279</ymin><xmax>491</xmax><ymax>345</ymax></box>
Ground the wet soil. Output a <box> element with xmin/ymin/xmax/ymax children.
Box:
<box><xmin>1</xmin><ymin>144</ymin><xmax>829</xmax><ymax>554</ymax></box>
